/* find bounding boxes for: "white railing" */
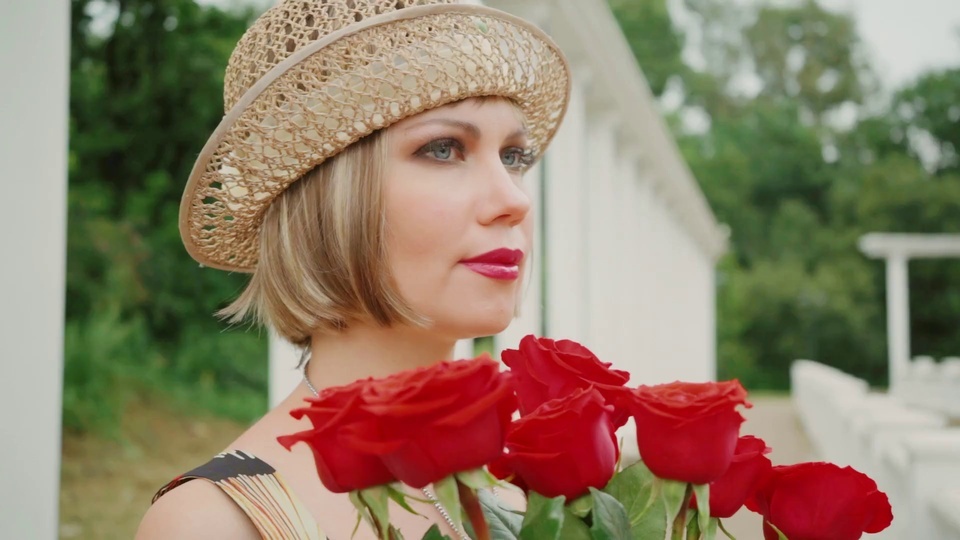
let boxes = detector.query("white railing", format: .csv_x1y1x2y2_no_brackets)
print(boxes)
896,356,960,417
791,359,960,540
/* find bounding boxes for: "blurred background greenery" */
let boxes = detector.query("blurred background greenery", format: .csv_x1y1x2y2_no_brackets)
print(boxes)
65,0,959,442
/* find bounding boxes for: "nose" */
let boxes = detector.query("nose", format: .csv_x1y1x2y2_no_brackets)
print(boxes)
477,156,532,226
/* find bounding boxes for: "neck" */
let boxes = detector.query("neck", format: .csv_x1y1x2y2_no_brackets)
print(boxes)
304,324,459,392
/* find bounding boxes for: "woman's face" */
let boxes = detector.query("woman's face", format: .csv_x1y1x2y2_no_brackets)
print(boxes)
384,98,534,341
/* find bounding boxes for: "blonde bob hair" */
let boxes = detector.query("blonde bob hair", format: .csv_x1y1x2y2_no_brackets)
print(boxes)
219,129,426,346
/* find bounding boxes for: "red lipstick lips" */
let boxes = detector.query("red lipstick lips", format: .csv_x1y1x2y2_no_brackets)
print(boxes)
460,248,523,280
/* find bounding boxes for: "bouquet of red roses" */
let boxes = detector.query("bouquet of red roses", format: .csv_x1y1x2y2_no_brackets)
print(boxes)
279,335,893,540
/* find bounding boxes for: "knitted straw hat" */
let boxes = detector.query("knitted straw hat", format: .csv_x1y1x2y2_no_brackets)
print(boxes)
180,0,571,272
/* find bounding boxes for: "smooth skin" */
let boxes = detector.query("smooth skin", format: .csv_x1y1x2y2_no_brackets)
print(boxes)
136,98,533,539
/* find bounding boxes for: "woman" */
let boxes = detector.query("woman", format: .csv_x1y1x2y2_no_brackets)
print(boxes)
137,0,569,538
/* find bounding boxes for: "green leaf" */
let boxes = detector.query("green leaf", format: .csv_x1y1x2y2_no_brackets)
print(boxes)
559,508,593,540
718,519,738,540
567,494,594,519
478,489,523,540
421,524,451,540
686,511,701,540
602,461,666,539
588,488,631,540
767,522,789,540
434,476,464,534
456,468,501,491
387,485,421,516
660,480,688,533
705,518,720,540
519,492,566,540
359,486,393,540
349,490,374,534
692,483,712,538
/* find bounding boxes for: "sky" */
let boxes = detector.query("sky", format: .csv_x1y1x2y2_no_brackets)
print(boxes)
817,0,960,88
194,0,960,90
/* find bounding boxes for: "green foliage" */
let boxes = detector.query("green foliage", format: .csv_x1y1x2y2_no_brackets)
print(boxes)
601,461,668,539
66,0,266,435
607,0,688,97
615,0,960,389
587,488,631,540
891,68,960,175
746,0,875,120
519,492,566,540
62,306,152,437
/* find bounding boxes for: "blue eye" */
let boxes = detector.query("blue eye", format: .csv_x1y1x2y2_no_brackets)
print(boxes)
417,139,463,162
502,147,534,170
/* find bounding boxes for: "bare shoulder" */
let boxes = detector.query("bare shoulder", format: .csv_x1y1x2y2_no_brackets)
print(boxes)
135,479,261,540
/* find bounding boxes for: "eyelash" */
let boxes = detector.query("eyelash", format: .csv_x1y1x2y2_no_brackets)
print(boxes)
415,138,535,171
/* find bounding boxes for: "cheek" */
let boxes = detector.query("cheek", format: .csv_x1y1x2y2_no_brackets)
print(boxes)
385,186,465,262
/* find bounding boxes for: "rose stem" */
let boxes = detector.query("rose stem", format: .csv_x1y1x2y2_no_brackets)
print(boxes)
457,479,491,540
670,484,694,540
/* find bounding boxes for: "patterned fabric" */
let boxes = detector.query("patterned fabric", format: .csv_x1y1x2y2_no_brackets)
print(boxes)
153,450,326,540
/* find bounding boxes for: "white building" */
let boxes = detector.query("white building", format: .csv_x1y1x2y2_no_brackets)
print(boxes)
1,1,726,538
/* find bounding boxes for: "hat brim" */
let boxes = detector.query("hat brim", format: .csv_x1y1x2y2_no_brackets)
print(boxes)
180,3,571,272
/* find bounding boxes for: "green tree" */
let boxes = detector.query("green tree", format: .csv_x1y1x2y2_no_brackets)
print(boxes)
607,0,688,97
67,0,267,434
620,0,920,388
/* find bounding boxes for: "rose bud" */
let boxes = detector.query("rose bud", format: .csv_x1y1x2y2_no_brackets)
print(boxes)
492,387,618,500
690,435,772,518
746,462,893,540
352,355,517,488
278,379,395,493
625,380,750,484
501,335,631,426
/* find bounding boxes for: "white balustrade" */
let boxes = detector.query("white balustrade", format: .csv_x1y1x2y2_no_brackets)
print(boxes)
939,357,960,417
877,430,960,539
898,356,960,417
932,489,960,540
790,359,869,459
790,359,960,540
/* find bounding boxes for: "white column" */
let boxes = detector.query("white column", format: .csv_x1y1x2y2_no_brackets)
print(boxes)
0,2,69,538
644,181,674,383
269,332,302,406
540,67,590,343
886,255,911,390
632,166,657,380
583,107,620,361
614,138,639,367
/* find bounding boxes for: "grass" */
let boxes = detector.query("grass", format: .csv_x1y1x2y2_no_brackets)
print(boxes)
58,396,246,540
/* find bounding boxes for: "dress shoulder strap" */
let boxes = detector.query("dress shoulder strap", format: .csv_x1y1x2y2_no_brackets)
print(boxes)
153,450,326,540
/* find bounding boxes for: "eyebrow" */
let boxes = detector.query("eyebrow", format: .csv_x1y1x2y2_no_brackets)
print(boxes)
404,118,528,141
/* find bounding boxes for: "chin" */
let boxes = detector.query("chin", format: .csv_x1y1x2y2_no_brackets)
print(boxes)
437,309,515,342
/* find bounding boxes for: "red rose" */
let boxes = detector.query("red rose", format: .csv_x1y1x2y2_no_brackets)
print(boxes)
278,380,396,493
746,462,893,540
347,355,517,488
501,335,631,426
491,387,618,500
625,380,750,484
691,435,772,518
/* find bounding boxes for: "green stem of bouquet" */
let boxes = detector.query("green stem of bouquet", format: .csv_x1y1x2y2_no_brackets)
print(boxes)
670,484,694,540
718,519,737,540
457,479,491,540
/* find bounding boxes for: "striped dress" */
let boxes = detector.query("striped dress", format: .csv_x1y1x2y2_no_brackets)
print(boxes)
153,450,326,540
